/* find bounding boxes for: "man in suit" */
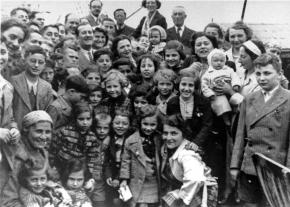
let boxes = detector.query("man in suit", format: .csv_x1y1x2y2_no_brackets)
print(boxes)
114,8,135,37
231,53,290,206
77,23,95,72
11,45,53,129
166,6,195,55
64,13,80,36
85,0,103,28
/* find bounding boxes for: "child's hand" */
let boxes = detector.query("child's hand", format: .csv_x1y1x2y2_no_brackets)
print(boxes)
84,179,95,192
111,179,120,188
120,180,127,188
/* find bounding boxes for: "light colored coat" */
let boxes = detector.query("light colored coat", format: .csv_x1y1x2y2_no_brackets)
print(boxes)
161,140,208,205
11,72,53,129
231,87,290,175
119,131,161,207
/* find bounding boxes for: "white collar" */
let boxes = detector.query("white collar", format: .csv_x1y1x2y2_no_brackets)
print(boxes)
262,85,279,96
175,25,185,32
25,77,38,95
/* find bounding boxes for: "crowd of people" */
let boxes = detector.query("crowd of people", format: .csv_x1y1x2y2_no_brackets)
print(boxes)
0,0,289,207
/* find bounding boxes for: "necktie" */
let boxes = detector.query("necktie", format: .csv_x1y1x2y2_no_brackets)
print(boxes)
177,27,182,40
29,87,36,110
88,51,93,62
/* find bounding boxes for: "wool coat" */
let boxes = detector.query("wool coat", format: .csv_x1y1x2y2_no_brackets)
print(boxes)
231,87,290,175
119,131,161,207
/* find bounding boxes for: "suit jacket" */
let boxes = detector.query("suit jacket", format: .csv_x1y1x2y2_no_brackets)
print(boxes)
11,72,53,129
167,95,213,148
166,26,195,55
119,131,161,206
85,14,100,28
78,50,95,72
115,24,135,37
231,87,290,175
132,10,167,39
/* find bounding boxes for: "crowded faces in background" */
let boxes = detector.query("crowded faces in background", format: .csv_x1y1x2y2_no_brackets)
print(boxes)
1,1,290,207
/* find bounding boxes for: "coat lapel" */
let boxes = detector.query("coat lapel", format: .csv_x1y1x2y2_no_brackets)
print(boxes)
129,132,147,167
250,87,287,126
14,73,31,110
36,79,45,109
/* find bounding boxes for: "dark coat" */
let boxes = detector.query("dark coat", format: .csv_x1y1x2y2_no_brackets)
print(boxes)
167,94,213,148
166,26,195,55
132,11,167,39
115,24,135,37
231,87,290,175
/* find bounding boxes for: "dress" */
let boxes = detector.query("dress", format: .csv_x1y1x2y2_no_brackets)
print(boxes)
201,66,241,116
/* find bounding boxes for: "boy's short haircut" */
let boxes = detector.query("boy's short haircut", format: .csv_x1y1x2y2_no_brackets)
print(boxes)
88,84,103,94
113,8,126,17
112,57,133,70
93,48,113,62
254,53,282,73
45,59,55,69
95,113,112,125
24,45,46,59
153,68,177,85
65,75,89,93
82,65,100,78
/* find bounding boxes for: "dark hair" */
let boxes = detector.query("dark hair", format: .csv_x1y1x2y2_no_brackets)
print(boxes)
112,57,134,70
72,102,92,121
178,69,200,90
1,19,29,42
10,7,29,17
114,8,126,17
225,21,253,42
40,24,59,35
89,0,103,8
164,40,186,60
241,40,266,61
18,158,48,189
29,11,40,20
254,53,282,73
65,75,89,93
204,22,224,39
136,53,160,74
111,35,131,59
82,65,100,78
24,45,46,59
88,84,103,94
60,158,91,187
45,59,55,69
162,114,186,138
190,32,218,56
93,48,113,62
141,0,161,9
94,27,109,46
139,104,162,132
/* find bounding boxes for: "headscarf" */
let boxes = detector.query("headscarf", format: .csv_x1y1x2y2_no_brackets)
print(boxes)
22,110,53,130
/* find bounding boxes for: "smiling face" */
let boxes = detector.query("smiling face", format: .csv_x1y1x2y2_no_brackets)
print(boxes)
238,46,253,71
26,170,47,194
90,0,103,17
179,77,195,100
141,115,158,136
146,0,158,13
0,42,9,71
113,115,130,136
66,170,85,190
2,26,25,53
105,79,122,98
229,28,247,50
76,111,92,132
163,124,183,149
78,24,93,48
165,49,181,68
149,30,161,45
93,31,106,49
65,14,80,35
25,53,46,77
255,64,280,92
194,36,214,59
26,121,52,150
140,58,155,80
117,39,132,58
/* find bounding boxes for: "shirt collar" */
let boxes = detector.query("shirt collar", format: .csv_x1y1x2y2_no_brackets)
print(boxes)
262,84,279,96
175,25,185,32
179,95,193,104
25,77,38,95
